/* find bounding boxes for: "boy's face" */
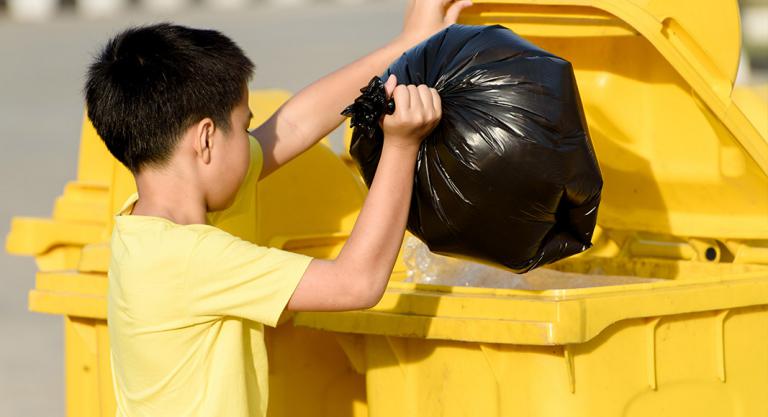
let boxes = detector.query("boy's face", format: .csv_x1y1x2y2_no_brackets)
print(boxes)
205,90,253,212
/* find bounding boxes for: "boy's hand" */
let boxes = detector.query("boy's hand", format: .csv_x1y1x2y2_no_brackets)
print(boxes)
398,0,474,48
255,0,466,181
380,75,442,150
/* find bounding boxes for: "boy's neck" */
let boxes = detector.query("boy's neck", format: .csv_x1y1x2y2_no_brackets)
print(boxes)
132,168,209,225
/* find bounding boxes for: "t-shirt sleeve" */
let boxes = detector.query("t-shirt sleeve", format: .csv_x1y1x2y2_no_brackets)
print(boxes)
186,227,312,327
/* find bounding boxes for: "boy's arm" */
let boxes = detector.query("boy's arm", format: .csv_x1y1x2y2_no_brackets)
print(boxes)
251,0,472,180
287,78,441,311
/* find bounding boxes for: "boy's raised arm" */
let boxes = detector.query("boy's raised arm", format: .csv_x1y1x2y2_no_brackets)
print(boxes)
287,76,442,311
251,0,472,180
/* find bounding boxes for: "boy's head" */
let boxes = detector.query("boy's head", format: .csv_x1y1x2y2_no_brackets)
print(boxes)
85,23,255,210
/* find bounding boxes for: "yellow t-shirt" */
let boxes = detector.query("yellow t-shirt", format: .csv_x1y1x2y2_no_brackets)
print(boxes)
108,138,312,417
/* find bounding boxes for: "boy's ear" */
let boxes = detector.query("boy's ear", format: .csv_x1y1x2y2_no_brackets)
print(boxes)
193,118,216,165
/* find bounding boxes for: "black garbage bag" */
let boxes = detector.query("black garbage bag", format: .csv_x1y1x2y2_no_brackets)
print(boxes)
342,24,602,273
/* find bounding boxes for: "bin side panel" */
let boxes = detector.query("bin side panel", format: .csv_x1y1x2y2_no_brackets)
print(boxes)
361,305,768,417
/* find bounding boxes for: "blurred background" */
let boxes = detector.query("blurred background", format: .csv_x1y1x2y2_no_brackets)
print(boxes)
740,0,768,82
0,0,765,416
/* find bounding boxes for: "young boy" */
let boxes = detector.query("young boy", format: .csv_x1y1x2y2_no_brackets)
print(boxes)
84,1,472,416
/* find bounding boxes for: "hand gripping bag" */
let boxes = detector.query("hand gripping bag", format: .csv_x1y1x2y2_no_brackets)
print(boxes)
343,24,603,273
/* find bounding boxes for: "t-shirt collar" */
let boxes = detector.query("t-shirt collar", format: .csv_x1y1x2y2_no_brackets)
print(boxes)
117,193,140,216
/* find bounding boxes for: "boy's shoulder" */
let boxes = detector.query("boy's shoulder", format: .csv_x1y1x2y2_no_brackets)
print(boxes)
112,194,243,263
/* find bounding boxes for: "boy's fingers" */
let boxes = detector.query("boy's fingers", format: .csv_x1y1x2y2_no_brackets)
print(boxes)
407,85,420,112
384,74,397,99
430,88,442,119
417,85,434,112
393,85,411,112
445,0,473,24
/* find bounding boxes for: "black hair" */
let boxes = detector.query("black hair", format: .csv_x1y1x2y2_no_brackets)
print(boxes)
85,23,254,172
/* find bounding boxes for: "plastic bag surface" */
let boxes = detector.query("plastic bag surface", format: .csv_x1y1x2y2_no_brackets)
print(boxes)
344,24,603,272
403,237,661,289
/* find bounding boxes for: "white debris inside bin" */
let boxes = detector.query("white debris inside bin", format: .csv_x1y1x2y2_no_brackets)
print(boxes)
402,236,662,290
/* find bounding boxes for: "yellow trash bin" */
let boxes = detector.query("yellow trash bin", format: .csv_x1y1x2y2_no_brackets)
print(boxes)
7,0,768,416
296,1,768,416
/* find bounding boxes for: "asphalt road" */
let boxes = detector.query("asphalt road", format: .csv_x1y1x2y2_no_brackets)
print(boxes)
0,2,405,415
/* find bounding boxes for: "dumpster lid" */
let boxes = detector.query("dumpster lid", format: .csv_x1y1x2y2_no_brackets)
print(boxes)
454,1,768,240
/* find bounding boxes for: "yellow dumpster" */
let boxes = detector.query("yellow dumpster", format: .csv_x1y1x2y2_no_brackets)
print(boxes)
305,0,768,416
6,0,768,416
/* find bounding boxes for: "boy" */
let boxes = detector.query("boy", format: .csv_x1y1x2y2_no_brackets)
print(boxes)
85,0,472,416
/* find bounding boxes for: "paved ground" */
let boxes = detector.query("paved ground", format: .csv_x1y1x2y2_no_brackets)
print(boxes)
0,3,405,415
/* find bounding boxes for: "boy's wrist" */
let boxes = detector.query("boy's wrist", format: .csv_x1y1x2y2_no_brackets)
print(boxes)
382,136,422,155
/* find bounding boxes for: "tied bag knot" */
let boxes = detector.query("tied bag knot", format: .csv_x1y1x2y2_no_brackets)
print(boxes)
341,76,395,136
